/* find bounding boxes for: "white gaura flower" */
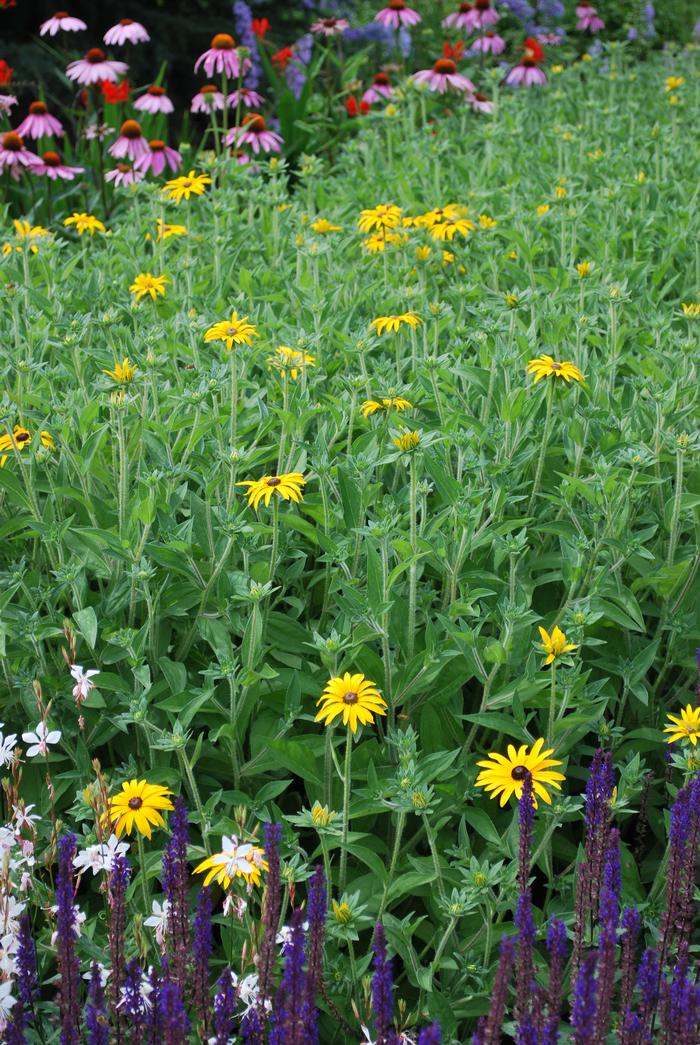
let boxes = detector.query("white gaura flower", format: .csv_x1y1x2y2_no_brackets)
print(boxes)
144,898,170,948
0,932,19,976
70,665,100,704
82,963,111,988
231,971,265,1016
276,920,308,948
12,804,40,832
0,978,16,1029
22,722,61,758
50,905,86,946
73,835,129,877
0,829,15,857
0,894,25,935
0,725,17,768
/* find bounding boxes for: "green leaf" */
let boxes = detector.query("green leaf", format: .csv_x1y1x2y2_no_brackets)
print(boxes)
73,606,98,650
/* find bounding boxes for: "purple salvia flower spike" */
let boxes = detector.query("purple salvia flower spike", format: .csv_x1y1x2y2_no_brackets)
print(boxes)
56,833,81,1045
636,948,660,1037
594,829,621,1044
372,922,397,1045
159,981,190,1045
305,864,327,1005
256,821,283,1021
482,935,515,1045
571,951,598,1045
619,907,641,1021
163,797,190,996
542,918,567,1045
108,852,130,1045
192,887,213,1035
417,1023,442,1044
84,961,109,1045
213,969,237,1045
270,907,308,1045
518,772,535,896
121,958,146,1043
515,890,536,1027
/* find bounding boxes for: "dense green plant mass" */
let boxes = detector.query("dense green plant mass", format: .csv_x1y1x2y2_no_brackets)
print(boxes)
0,49,699,1041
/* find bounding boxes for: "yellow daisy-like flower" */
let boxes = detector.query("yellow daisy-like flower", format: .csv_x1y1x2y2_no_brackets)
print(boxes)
442,250,455,265
237,472,305,510
663,705,700,746
204,311,259,351
162,170,212,204
576,261,592,278
479,214,497,229
0,426,32,468
157,219,188,240
415,204,466,228
360,397,412,417
555,185,567,199
551,64,564,74
193,835,268,889
371,312,420,335
39,431,55,451
538,625,578,665
104,357,137,384
527,355,585,384
130,273,169,302
315,672,387,734
104,779,174,839
63,212,106,236
362,230,406,253
681,303,700,319
267,346,316,380
505,293,519,309
430,216,475,241
664,76,685,92
357,204,402,234
393,430,420,452
476,738,565,807
415,245,431,261
536,204,550,216
4,219,51,254
311,218,342,233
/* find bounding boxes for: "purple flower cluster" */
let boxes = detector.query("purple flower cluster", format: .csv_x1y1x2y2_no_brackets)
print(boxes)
163,797,190,995
56,833,81,1045
372,922,397,1045
233,1,262,89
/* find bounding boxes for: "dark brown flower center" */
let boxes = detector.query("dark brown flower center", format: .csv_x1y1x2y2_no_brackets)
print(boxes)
243,113,266,132
322,18,338,26
86,48,105,63
511,765,528,781
15,431,30,443
54,11,69,18
128,796,143,809
147,85,165,96
212,32,235,50
476,0,491,9
120,119,142,139
29,101,48,114
374,72,390,85
149,139,166,151
474,92,489,101
119,18,133,25
201,85,218,94
266,477,281,487
433,58,457,74
343,691,358,705
3,132,23,151
459,2,473,10
42,150,61,165
389,0,406,8
551,362,562,371
117,163,131,172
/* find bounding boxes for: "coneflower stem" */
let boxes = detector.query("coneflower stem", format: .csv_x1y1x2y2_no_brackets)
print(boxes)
527,380,554,516
136,833,150,911
229,351,238,450
407,453,418,659
339,726,353,893
269,496,280,582
547,662,557,746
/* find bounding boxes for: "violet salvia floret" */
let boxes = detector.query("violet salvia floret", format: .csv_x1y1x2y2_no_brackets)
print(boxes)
144,964,163,1045
372,921,397,1045
241,1006,264,1045
192,887,213,1033
305,864,327,1005
121,958,146,1040
481,934,515,1045
515,890,536,1026
619,907,641,1019
108,852,130,1044
593,829,621,1043
56,833,81,1045
518,772,534,895
6,912,38,1040
212,968,236,1045
163,797,190,994
84,961,108,1045
159,981,190,1045
233,1,262,89
636,948,660,1036
269,907,308,1045
571,951,598,1045
418,1023,442,1044
542,918,567,1045
256,821,283,1018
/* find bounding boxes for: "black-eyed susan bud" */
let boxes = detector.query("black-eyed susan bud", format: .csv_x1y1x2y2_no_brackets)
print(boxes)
400,776,411,791
311,802,336,827
332,900,352,924
676,434,689,450
411,790,429,809
573,611,587,626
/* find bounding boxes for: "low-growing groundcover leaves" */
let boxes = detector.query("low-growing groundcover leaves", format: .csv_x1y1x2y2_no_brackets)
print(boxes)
0,20,699,1045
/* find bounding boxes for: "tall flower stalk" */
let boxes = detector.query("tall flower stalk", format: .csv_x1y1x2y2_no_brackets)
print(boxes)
56,833,81,1045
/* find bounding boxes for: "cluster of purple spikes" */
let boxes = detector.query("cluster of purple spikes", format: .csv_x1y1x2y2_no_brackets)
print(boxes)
472,755,700,1044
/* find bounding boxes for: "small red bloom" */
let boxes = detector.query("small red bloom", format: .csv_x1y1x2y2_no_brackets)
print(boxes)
360,99,371,115
442,40,465,61
272,46,293,70
101,79,130,104
0,59,12,86
0,1,17,9
523,36,545,63
251,17,270,39
346,95,358,117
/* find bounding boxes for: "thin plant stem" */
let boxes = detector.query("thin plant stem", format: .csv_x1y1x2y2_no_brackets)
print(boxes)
527,380,554,516
339,726,353,893
547,662,557,746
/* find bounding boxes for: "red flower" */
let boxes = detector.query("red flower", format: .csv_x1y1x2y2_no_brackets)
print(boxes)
0,1,17,9
523,37,545,63
442,40,465,61
101,79,130,104
251,17,270,39
272,46,293,71
0,59,12,86
346,96,370,118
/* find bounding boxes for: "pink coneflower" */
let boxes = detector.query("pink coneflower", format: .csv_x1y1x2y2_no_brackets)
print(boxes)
108,119,150,161
0,132,40,177
104,18,150,46
469,91,495,113
0,95,19,114
66,48,128,86
470,31,506,54
134,139,182,176
191,85,227,113
442,2,473,29
105,162,144,187
362,72,394,105
310,17,350,36
228,87,265,109
31,149,83,181
413,58,475,94
375,1,421,30
224,114,283,155
134,85,174,115
576,2,604,33
16,101,64,140
194,33,251,79
505,37,546,86
465,0,500,29
39,12,87,36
